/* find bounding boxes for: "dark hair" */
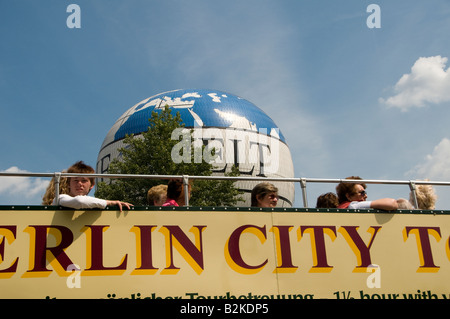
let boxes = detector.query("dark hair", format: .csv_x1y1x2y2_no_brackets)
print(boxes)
167,179,183,200
316,192,338,208
335,176,366,204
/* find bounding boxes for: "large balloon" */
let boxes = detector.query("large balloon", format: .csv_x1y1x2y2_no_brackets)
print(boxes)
97,89,294,206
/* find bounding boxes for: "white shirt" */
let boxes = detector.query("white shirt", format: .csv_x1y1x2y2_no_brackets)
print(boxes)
348,201,372,210
56,194,107,209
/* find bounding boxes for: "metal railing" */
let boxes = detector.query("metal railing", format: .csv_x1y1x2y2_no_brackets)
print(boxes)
1,171,449,208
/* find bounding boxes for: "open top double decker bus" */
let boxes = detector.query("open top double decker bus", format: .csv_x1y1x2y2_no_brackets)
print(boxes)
1,171,449,300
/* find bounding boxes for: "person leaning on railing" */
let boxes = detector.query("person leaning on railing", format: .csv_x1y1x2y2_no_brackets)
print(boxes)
336,176,398,211
42,161,133,211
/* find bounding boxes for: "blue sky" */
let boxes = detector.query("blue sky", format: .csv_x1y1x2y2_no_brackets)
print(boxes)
1,0,450,208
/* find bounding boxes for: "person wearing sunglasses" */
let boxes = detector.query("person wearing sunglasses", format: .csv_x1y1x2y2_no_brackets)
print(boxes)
336,176,398,210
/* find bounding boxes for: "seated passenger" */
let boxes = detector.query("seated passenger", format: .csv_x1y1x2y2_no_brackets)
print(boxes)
54,161,133,211
316,192,338,208
162,179,191,207
397,198,414,209
42,171,69,205
412,183,437,210
336,176,398,211
251,182,279,208
147,184,168,206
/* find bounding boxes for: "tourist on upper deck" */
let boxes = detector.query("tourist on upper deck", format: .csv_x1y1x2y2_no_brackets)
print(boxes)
47,161,133,211
396,198,414,209
251,182,279,208
42,170,69,205
336,176,398,211
162,179,191,207
412,183,437,210
316,192,338,208
147,184,168,206
397,182,438,210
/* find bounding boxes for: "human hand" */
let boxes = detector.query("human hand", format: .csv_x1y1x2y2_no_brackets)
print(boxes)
106,200,134,211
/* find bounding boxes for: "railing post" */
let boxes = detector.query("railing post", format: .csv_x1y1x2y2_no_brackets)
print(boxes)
409,181,418,209
54,172,61,206
300,178,308,208
183,175,189,207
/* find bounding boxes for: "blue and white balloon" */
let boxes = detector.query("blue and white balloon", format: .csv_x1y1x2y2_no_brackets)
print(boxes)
97,89,294,206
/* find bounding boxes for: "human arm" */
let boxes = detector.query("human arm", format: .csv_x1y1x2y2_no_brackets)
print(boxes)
58,195,133,211
348,198,398,211
58,194,107,209
348,201,372,210
369,198,398,210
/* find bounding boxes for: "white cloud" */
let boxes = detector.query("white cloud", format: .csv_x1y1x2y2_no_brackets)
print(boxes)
407,138,450,180
0,167,50,204
380,56,450,111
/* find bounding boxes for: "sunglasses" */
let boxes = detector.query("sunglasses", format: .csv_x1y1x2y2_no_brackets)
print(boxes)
355,190,367,196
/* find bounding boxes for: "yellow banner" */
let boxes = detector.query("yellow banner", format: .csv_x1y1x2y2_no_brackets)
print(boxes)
1,207,450,299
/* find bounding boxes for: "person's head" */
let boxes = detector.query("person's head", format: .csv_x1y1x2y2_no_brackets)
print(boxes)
147,184,168,206
251,182,279,207
316,192,338,208
397,198,414,210
167,179,191,206
336,176,367,204
412,183,437,210
66,161,96,197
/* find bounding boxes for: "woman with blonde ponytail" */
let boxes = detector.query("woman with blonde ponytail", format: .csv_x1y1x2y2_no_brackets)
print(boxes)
41,171,69,205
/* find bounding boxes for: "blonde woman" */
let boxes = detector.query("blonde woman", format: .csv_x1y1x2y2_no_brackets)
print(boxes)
42,171,69,205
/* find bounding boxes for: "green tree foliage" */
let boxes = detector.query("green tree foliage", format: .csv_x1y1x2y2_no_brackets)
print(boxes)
95,106,243,206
